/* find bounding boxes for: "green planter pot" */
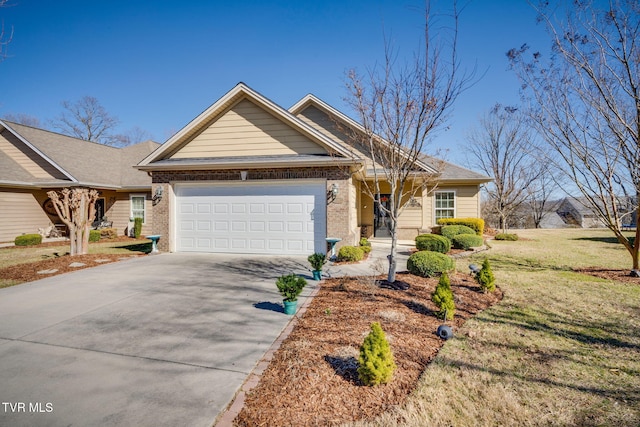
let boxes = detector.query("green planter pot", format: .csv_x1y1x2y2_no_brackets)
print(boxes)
312,270,322,281
283,300,297,315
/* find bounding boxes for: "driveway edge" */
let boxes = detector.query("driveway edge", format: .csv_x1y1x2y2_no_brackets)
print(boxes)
213,283,321,427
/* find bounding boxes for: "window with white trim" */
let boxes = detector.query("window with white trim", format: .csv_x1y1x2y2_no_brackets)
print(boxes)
435,191,455,221
130,195,146,224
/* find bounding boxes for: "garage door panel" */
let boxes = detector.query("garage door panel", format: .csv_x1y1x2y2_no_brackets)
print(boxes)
176,183,326,255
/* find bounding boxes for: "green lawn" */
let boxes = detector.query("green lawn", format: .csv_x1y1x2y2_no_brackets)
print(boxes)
347,229,640,427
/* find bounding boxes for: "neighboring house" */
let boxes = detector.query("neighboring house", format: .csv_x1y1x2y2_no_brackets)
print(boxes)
0,120,160,242
556,197,606,228
137,83,491,255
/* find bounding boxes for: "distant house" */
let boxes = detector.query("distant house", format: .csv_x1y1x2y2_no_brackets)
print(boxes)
0,120,160,242
556,197,606,228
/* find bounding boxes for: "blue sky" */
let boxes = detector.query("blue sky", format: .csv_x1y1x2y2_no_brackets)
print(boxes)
0,0,549,166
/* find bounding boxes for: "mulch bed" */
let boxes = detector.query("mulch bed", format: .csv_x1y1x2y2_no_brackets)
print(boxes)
0,253,145,283
234,272,503,427
574,267,640,285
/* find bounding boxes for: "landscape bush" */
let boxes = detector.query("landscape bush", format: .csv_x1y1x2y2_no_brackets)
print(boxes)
415,234,451,253
133,217,143,238
495,233,519,241
476,258,496,293
89,230,101,242
441,225,477,241
407,251,454,278
437,217,485,235
359,238,372,254
275,273,307,302
337,246,365,262
431,272,455,320
14,234,42,246
452,234,484,250
358,322,396,386
99,228,118,239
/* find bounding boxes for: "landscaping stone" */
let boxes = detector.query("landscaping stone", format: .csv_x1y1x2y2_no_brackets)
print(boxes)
69,262,86,268
37,269,59,275
94,259,112,263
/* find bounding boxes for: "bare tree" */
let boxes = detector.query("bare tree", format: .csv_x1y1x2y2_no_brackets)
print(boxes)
0,0,12,62
114,126,154,146
467,104,540,233
47,188,99,256
2,113,42,128
526,163,561,228
508,0,640,271
345,1,474,284
51,96,121,145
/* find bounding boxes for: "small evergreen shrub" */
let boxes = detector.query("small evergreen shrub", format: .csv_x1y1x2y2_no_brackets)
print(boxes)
89,230,101,242
431,272,455,320
441,225,477,241
307,252,327,271
14,234,42,246
358,322,397,386
407,251,454,278
276,273,307,302
476,258,496,293
134,217,143,238
495,233,519,241
437,218,485,235
359,238,372,254
337,245,365,262
452,234,484,250
100,228,118,239
415,234,451,253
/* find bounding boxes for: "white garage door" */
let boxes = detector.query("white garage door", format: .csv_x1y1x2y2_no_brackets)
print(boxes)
175,182,326,255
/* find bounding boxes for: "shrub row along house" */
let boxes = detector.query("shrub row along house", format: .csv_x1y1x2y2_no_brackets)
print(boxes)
1,83,491,253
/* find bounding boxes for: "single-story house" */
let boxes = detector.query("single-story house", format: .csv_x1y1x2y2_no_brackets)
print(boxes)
137,83,491,255
0,120,160,242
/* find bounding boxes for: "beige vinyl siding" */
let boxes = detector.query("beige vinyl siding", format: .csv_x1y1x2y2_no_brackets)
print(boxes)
170,99,327,159
0,190,51,242
105,192,153,236
0,130,67,179
422,185,481,228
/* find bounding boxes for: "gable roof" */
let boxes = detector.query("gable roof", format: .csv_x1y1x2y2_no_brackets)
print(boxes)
0,120,160,189
138,83,358,170
290,94,440,175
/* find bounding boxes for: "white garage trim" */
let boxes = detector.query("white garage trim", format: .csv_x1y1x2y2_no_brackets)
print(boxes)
173,180,327,255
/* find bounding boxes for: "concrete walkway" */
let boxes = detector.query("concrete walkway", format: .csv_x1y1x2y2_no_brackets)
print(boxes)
0,253,316,427
324,237,415,278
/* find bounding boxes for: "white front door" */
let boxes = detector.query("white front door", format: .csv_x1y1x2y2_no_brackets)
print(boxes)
175,182,326,255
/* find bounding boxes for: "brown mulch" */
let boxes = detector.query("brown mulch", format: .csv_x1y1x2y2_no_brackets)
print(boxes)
574,267,640,285
234,272,503,427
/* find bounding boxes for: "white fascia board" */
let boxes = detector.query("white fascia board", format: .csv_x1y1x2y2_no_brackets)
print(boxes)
0,120,78,183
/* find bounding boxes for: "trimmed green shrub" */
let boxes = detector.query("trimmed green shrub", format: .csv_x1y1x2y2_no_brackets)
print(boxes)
476,258,496,293
431,272,455,320
14,234,42,246
100,228,118,239
89,230,101,242
407,251,454,278
415,234,451,253
358,322,397,386
359,237,372,254
441,225,477,241
437,217,485,235
452,234,484,250
307,252,327,271
495,233,519,241
337,245,365,262
133,217,143,238
276,273,307,302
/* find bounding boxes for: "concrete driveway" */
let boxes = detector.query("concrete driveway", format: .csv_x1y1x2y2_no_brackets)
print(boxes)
0,253,315,427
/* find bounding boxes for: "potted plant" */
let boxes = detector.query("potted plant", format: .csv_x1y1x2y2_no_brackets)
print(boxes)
276,273,307,315
307,252,327,280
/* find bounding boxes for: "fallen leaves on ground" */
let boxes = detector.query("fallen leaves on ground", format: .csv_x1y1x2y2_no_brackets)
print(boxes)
234,272,503,427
